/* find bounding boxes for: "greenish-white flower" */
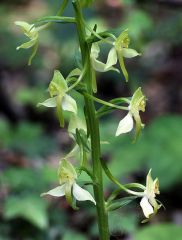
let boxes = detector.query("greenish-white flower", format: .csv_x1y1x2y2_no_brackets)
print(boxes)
90,42,119,73
41,159,96,206
91,29,141,81
140,169,161,221
38,70,78,127
15,21,40,65
115,87,146,142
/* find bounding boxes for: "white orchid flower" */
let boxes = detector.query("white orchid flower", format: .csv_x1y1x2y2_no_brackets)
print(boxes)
38,70,78,127
115,87,146,142
90,29,141,81
140,169,161,221
15,21,43,65
41,159,96,206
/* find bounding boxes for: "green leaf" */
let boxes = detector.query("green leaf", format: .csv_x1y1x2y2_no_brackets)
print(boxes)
135,224,182,240
63,230,87,240
109,211,138,234
3,196,48,229
107,196,138,211
0,121,58,158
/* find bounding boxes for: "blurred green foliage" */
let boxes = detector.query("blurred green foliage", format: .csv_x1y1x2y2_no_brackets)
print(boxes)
101,115,182,189
0,0,182,239
0,120,58,158
135,224,182,240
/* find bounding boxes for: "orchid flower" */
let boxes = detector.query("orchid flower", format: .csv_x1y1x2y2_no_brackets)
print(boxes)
140,169,161,222
41,159,96,206
90,29,141,81
115,87,146,142
38,70,78,127
15,21,43,65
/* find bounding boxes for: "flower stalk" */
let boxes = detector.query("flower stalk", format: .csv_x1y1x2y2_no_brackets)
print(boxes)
72,1,109,238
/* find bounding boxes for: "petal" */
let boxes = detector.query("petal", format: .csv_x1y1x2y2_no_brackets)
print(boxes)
62,94,77,114
91,58,107,72
72,183,96,205
37,97,57,108
140,196,154,218
15,21,33,32
115,112,134,136
16,39,37,50
105,47,118,70
91,43,100,59
41,184,65,197
122,48,141,58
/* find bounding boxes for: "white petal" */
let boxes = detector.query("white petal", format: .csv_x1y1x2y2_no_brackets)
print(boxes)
91,43,100,59
140,196,154,218
92,58,107,72
72,183,96,205
62,94,77,114
122,48,141,58
37,97,57,108
105,47,118,70
41,184,65,197
115,112,134,136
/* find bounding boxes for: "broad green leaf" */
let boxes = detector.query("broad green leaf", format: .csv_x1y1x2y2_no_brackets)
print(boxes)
135,224,182,240
63,231,87,240
3,196,48,229
109,211,138,234
0,121,58,158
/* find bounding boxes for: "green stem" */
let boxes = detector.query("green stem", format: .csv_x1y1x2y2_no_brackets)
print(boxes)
84,93,129,111
72,1,109,239
101,157,144,196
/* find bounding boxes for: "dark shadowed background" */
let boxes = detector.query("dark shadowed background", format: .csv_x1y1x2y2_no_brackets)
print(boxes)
0,0,182,239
